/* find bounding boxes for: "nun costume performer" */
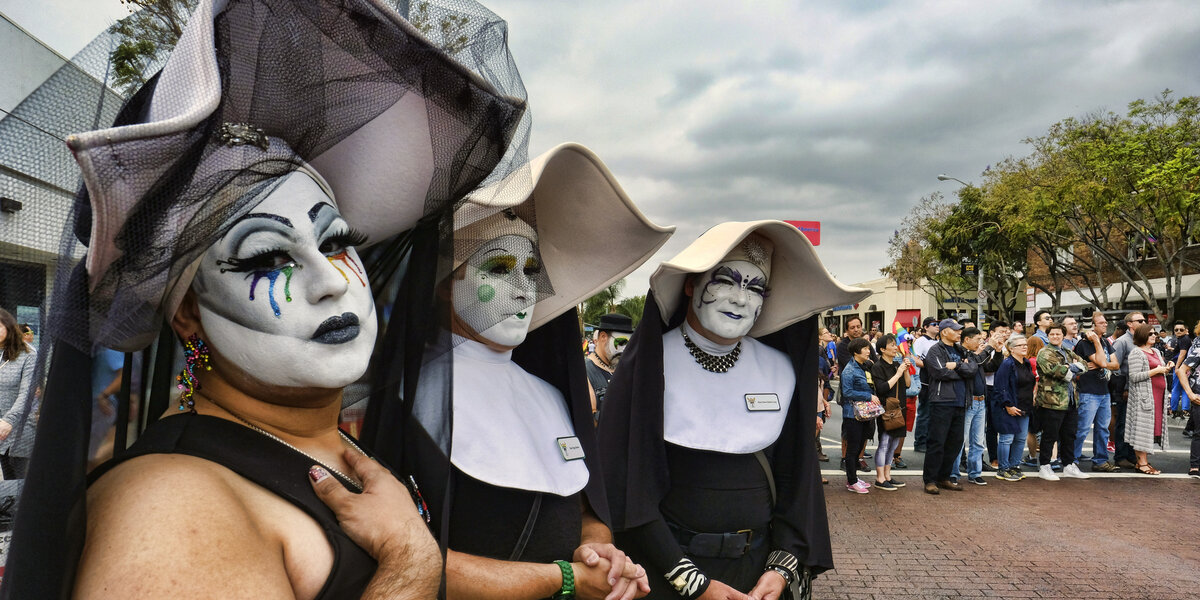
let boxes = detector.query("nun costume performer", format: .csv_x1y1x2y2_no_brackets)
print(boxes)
597,221,869,600
371,143,673,600
1,0,531,598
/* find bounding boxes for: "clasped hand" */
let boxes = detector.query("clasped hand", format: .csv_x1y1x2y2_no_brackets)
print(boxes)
573,542,650,600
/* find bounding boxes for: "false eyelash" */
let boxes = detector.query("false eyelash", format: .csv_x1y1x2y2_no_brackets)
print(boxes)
217,248,292,273
324,227,369,250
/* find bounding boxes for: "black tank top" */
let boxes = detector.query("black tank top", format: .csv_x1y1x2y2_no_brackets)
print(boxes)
89,413,377,598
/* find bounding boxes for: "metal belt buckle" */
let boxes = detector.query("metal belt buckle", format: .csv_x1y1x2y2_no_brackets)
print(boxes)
737,529,754,555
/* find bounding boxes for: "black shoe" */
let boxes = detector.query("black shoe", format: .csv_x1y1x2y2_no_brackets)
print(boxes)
888,479,906,488
857,459,870,471
862,450,873,458
839,458,845,469
981,462,997,472
969,476,988,486
817,453,829,462
914,445,927,453
1189,469,1200,479
1184,430,1195,438
892,457,908,469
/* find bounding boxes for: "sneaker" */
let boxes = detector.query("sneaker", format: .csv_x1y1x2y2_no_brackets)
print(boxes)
924,482,940,495
1077,454,1091,462
1021,456,1039,468
982,462,997,472
846,480,870,494
1050,458,1062,469
994,469,1016,481
875,480,898,491
888,479,906,488
1038,465,1060,481
969,476,988,486
1107,441,1117,452
862,450,873,458
1188,469,1200,479
892,457,908,469
817,452,829,462
856,478,872,488
858,459,870,471
1092,461,1120,473
839,458,845,469
1062,463,1091,479
1117,458,1138,469
1014,468,1027,480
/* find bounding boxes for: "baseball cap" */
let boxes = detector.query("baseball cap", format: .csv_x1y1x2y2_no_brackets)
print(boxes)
938,318,964,331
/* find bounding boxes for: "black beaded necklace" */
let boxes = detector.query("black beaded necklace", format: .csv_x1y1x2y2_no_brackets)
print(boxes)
681,329,742,373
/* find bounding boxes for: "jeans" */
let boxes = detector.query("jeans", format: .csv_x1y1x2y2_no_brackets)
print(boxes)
1075,392,1111,465
913,385,931,450
960,398,987,478
923,403,965,484
876,429,903,469
844,418,875,485
1038,405,1079,467
985,385,998,463
997,415,1030,471
1171,377,1192,412
1112,399,1136,463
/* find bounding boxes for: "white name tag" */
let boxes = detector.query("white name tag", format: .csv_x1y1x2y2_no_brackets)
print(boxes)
745,393,781,412
557,436,586,461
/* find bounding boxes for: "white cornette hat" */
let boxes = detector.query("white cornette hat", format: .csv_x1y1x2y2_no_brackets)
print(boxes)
454,142,675,332
650,220,870,337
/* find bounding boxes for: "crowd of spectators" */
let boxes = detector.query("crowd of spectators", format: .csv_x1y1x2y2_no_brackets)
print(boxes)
821,309,1200,494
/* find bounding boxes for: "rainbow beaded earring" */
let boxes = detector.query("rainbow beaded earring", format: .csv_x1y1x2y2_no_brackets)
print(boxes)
177,334,212,412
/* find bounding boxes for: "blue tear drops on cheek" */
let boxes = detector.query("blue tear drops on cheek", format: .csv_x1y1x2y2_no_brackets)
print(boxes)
248,265,297,317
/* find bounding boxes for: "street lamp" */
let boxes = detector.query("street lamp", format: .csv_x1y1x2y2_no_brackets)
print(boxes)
937,174,985,322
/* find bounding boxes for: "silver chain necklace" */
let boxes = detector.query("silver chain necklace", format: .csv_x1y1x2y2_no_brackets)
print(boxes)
219,408,367,492
681,329,742,373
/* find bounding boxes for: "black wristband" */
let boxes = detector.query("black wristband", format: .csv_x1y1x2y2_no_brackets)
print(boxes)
764,550,800,584
665,557,710,599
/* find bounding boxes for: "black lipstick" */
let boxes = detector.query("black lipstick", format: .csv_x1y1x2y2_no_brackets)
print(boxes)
312,312,360,344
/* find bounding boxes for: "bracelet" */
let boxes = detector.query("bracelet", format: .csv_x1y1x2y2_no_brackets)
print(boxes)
764,550,800,586
552,560,575,600
665,557,710,599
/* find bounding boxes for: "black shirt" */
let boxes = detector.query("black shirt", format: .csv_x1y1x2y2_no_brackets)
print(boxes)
1073,337,1112,395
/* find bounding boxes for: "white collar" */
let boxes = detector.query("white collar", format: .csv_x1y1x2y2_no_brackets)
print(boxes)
662,327,796,454
414,338,589,496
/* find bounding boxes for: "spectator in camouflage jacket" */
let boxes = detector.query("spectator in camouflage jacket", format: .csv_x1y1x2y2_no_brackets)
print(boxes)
1033,323,1091,480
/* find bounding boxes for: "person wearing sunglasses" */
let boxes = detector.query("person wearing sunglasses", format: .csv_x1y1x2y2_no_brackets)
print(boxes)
1167,321,1193,419
589,313,636,423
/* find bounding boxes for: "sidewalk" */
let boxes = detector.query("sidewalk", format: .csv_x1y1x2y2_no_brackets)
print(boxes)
814,473,1200,599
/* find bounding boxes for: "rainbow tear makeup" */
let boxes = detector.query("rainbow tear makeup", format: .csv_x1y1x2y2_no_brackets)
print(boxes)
327,250,366,286
248,265,297,317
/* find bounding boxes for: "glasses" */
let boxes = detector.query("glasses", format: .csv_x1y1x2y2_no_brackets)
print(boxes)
1132,319,1147,323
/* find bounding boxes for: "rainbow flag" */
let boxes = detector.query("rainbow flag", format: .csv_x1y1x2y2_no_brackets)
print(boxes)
893,319,917,374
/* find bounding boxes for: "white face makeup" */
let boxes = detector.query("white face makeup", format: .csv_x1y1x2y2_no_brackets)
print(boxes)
692,260,768,341
191,171,377,389
453,234,539,348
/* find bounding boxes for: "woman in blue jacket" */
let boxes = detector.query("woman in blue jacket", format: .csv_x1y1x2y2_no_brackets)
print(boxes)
991,334,1035,481
841,337,878,493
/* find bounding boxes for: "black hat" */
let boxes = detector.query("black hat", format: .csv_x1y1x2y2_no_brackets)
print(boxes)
596,313,635,333
922,316,939,328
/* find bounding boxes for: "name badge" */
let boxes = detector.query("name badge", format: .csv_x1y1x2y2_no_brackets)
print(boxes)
557,436,586,461
745,393,781,412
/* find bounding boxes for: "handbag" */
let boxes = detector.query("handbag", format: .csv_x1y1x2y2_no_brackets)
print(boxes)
881,396,905,431
853,398,884,421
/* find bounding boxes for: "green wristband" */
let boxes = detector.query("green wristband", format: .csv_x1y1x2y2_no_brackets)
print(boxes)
553,560,575,599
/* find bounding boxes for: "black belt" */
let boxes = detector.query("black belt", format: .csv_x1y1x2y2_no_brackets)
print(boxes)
667,521,768,559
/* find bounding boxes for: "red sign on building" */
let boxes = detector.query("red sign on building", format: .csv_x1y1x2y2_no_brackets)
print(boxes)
784,220,821,246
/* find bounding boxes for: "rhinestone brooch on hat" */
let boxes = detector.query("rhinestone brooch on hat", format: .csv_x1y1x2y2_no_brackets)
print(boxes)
741,238,769,269
217,122,269,151
681,329,742,373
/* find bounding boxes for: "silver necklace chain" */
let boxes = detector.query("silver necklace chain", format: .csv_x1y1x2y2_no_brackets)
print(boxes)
224,410,366,492
681,329,742,373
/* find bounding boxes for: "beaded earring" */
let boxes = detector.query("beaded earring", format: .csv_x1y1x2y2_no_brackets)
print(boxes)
177,334,212,412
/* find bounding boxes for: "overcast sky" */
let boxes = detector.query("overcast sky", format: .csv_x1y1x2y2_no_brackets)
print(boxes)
4,0,1198,298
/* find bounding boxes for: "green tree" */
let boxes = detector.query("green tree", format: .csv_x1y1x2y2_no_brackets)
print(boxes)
882,192,976,311
108,0,196,97
615,295,647,328
580,280,626,327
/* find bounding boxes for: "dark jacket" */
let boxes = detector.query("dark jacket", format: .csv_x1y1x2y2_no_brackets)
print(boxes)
992,356,1034,435
924,340,979,406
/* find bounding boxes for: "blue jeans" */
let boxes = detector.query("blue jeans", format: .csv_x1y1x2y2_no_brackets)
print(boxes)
1075,392,1112,465
956,399,987,478
1171,376,1192,412
997,415,1030,471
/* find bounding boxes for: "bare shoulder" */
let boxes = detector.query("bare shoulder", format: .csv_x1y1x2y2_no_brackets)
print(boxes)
75,454,294,599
